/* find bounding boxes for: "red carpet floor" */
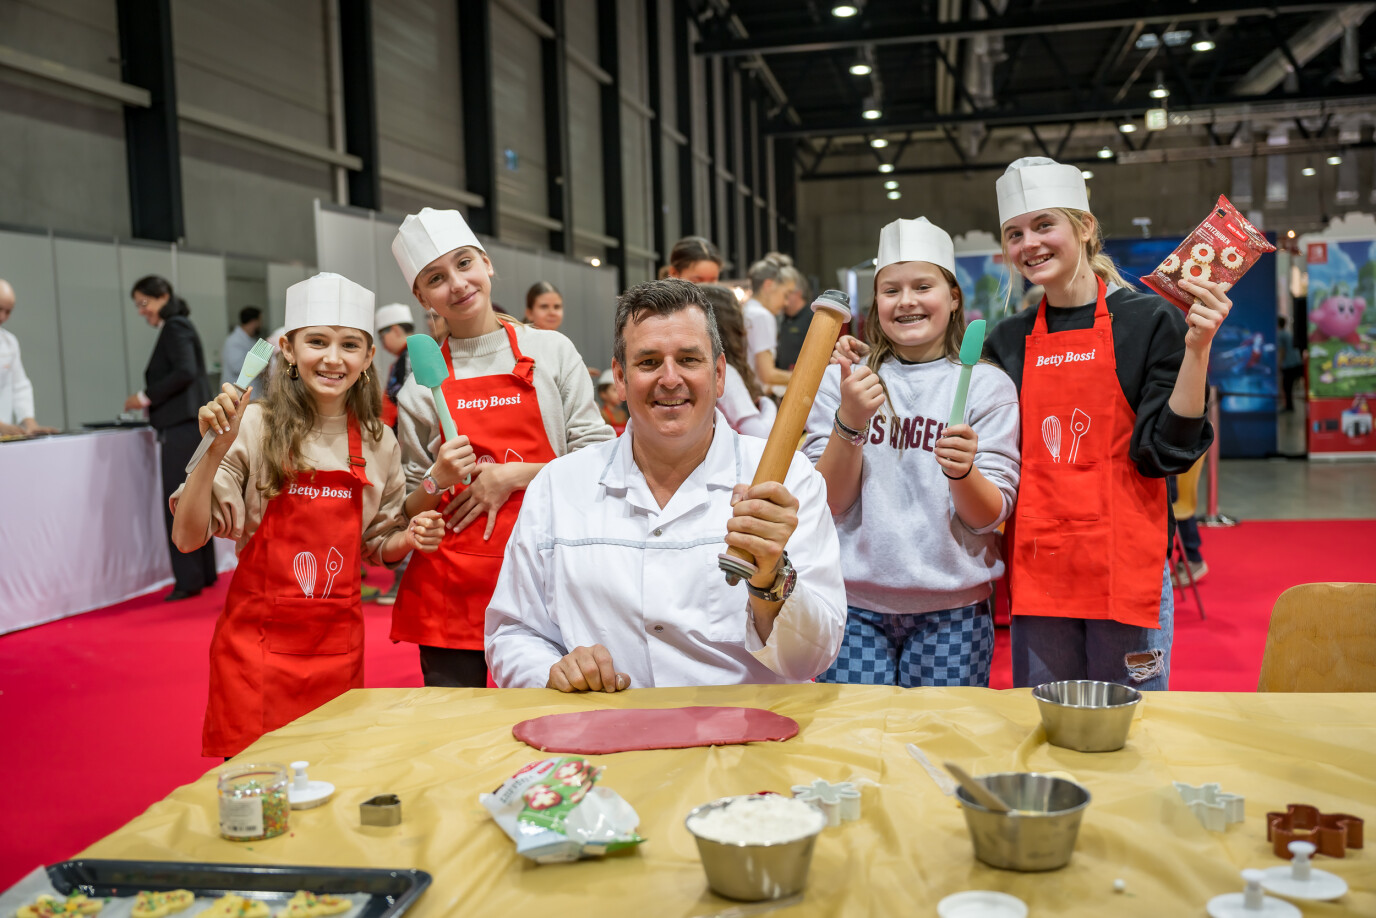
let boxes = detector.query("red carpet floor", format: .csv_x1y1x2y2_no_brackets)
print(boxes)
2,520,1372,887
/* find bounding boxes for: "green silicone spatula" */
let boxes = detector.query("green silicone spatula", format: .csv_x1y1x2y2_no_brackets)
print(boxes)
948,319,986,427
407,333,470,485
185,337,274,472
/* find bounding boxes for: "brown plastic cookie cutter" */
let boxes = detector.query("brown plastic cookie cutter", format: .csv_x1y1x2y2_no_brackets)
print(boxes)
1266,804,1363,859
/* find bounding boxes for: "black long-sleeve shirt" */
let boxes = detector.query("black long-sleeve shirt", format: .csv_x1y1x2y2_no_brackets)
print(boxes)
985,285,1213,554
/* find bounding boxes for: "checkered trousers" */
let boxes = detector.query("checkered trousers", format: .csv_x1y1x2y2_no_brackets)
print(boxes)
816,601,994,688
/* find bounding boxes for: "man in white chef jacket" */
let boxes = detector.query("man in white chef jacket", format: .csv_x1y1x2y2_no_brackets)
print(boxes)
0,279,57,437
485,278,846,691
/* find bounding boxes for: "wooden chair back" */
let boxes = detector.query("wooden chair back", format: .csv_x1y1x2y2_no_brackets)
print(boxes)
1257,583,1376,692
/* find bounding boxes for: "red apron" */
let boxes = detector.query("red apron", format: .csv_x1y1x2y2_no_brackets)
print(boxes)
1007,278,1167,629
390,321,557,649
202,416,372,757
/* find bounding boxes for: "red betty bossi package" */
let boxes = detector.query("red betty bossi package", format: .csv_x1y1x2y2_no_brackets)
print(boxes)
1141,195,1276,310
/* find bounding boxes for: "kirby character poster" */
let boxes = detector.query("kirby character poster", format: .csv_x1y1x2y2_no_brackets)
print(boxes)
1306,240,1376,400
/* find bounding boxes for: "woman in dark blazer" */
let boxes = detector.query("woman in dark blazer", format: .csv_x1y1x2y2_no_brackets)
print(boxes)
124,275,218,600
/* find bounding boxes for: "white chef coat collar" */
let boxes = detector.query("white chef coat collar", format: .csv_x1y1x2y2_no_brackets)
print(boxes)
602,409,742,516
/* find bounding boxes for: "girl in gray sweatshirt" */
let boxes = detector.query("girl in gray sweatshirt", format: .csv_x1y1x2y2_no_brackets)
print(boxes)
803,217,1021,687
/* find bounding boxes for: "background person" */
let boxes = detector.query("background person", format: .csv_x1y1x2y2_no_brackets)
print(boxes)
699,283,775,439
524,282,564,331
124,275,217,601
0,279,58,437
220,306,263,397
661,236,723,284
743,254,797,391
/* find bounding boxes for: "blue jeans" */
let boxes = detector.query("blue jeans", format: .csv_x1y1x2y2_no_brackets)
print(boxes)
1010,563,1174,691
817,601,994,688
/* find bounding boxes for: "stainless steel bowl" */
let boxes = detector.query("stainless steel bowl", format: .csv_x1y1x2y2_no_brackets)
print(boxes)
684,795,825,901
955,772,1091,872
1033,680,1141,752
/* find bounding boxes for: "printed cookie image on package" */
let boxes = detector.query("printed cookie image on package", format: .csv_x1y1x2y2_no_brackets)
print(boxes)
1142,194,1276,310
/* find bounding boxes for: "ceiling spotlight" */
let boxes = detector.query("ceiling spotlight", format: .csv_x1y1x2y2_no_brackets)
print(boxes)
862,105,882,120
884,180,899,190
1301,166,1317,176
849,61,872,76
1150,82,1170,100
870,137,889,149
1097,146,1114,159
887,190,902,200
878,163,895,173
589,257,602,267
1081,170,1094,180
1119,121,1137,134
831,4,859,17
1287,230,1297,238
1328,155,1343,165
1191,30,1216,52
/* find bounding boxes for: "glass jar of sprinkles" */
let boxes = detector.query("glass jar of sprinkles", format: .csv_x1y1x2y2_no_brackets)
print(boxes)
218,763,289,841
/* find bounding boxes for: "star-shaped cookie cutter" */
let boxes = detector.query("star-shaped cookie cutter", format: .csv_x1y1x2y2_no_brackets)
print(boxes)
1174,781,1245,831
1266,804,1364,859
791,779,861,827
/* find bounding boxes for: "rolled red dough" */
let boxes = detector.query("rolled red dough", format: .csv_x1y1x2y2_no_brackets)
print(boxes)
513,706,799,754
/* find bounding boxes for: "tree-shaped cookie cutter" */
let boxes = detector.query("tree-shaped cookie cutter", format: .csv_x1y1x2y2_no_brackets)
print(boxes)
1266,804,1364,859
1174,781,1245,831
791,779,861,827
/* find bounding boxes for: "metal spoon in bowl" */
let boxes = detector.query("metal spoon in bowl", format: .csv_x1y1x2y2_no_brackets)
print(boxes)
944,762,1015,814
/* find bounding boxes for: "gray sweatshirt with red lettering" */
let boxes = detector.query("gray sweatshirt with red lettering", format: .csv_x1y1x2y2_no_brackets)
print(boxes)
802,358,1021,616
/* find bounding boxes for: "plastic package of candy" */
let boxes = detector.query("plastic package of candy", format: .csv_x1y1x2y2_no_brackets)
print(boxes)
1142,195,1275,310
480,757,645,863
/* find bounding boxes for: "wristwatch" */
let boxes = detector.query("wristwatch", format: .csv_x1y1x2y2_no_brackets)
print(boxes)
746,551,797,603
421,467,443,495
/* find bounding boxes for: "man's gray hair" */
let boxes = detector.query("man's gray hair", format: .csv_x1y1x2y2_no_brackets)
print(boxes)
612,278,724,367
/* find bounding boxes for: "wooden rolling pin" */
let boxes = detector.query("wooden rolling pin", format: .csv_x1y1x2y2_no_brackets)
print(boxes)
719,288,852,585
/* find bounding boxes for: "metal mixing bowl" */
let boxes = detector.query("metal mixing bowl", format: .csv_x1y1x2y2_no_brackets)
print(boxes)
1033,680,1141,752
955,772,1091,871
684,795,825,901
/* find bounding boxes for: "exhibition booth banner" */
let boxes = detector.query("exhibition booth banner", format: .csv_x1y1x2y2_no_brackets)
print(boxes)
954,251,1020,328
1304,239,1376,399
1106,236,1279,458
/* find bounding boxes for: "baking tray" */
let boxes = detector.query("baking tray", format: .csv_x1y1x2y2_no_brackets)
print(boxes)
45,860,431,918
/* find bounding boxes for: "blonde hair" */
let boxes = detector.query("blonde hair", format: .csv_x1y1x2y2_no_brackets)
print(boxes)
259,331,383,499
1000,207,1133,313
865,265,968,434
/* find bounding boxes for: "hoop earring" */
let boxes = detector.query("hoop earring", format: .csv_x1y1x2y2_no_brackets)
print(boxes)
287,363,299,379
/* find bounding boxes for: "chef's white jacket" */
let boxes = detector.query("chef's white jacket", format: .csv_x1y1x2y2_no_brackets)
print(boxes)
0,328,35,425
485,410,846,689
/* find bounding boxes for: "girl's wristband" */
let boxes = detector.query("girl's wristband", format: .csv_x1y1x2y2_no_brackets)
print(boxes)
942,465,973,481
833,410,868,446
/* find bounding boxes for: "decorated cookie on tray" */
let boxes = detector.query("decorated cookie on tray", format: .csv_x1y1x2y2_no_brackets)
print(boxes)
195,895,268,918
132,891,194,918
278,891,351,918
16,893,103,918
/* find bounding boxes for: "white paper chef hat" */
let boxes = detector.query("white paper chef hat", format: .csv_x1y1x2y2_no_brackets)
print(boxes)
284,272,375,335
392,207,486,289
996,156,1090,225
374,302,415,333
876,217,956,275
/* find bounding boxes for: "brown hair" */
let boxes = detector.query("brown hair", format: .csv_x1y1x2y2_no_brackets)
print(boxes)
613,278,722,368
667,236,722,276
699,284,764,403
258,330,383,499
866,265,968,429
525,280,560,313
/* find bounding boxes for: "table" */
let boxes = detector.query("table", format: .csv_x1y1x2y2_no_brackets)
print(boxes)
82,685,1375,915
0,428,236,634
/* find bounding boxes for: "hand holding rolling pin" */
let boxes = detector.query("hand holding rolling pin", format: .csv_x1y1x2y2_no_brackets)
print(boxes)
719,290,852,584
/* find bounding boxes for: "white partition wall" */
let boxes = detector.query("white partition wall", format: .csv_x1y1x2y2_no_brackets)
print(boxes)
315,201,621,372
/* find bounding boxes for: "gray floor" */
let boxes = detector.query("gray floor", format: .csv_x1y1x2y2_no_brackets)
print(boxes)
1215,456,1376,521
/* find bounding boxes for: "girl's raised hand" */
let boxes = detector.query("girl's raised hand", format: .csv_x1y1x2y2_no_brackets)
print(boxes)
197,383,251,443
831,335,871,366
1179,276,1233,352
837,358,885,433
407,510,445,553
935,424,978,480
